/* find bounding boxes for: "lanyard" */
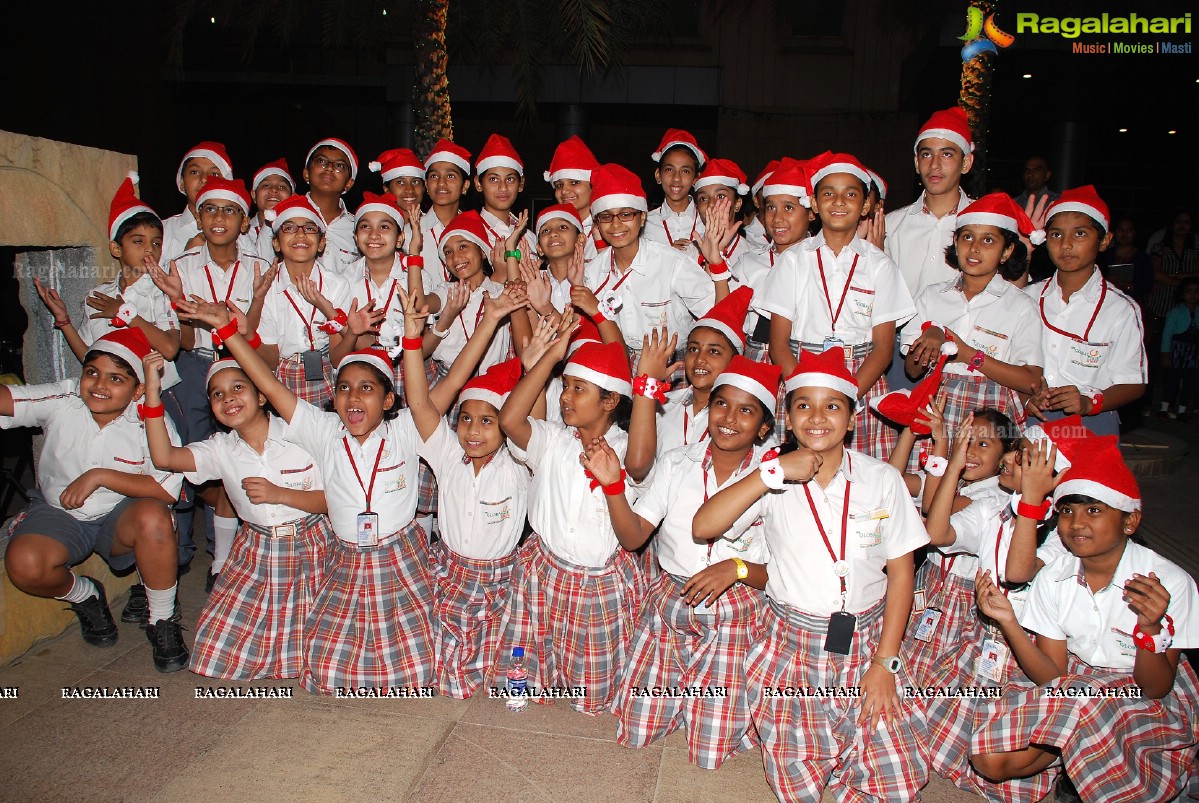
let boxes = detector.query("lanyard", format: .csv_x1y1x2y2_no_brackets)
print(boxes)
701,446,754,559
768,249,776,268
480,211,517,247
802,470,852,604
722,233,741,260
342,437,386,512
365,272,400,316
1039,277,1107,343
204,260,240,305
815,248,860,332
595,250,635,296
457,289,488,338
682,399,710,445
993,519,1010,598
935,554,957,600
661,207,699,243
282,270,324,350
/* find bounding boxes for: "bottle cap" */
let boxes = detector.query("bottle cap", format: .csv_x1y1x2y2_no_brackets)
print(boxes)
512,646,525,658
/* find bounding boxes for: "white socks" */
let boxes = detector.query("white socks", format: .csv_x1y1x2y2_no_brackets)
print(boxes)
211,515,239,574
57,574,97,603
146,584,177,624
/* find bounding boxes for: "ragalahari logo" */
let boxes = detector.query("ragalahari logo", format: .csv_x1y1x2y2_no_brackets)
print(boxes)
960,6,1016,60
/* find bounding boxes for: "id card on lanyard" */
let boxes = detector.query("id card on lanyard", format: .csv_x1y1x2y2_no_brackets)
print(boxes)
344,436,386,547
803,468,855,654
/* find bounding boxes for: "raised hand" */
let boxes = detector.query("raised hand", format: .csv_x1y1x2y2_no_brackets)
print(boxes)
396,287,432,338
145,257,184,302
175,296,233,330
440,281,471,320
779,447,823,482
634,327,681,381
1020,439,1060,503
142,351,166,396
566,238,587,286
346,298,384,338
1123,572,1172,632
401,204,423,256
504,209,530,253
484,284,530,323
253,261,279,300
85,291,123,320
519,261,553,315
569,285,601,317
34,278,71,326
948,413,975,468
520,314,561,370
580,436,623,487
294,275,334,318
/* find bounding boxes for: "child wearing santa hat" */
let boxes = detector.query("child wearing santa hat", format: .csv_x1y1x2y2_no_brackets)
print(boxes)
545,135,603,258
693,158,754,273
585,356,779,768
739,159,781,254
473,134,537,256
1,329,188,673
162,141,236,263
1023,186,1148,436
522,204,587,317
419,138,472,272
695,347,930,801
247,159,294,261
401,283,532,697
644,129,707,258
302,137,361,276
970,436,1199,802
499,314,647,715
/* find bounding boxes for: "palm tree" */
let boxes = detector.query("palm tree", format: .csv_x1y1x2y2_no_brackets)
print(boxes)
414,0,453,155
958,0,999,195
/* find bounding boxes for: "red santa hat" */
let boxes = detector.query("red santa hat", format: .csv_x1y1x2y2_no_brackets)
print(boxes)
590,163,648,215
89,328,152,382
475,134,524,176
459,358,522,411
252,158,295,193
713,355,782,413
752,159,782,197
536,203,584,233
175,141,233,193
866,168,888,200
568,316,602,356
265,195,326,233
808,151,872,190
871,341,959,435
1046,185,1110,232
915,107,974,155
762,158,812,208
424,138,472,174
205,358,244,387
108,172,157,242
544,135,600,183
564,341,633,397
368,148,425,183
651,128,707,167
1052,435,1141,512
1022,414,1090,472
354,192,406,227
693,286,753,353
197,177,252,215
783,346,858,400
306,137,359,180
958,192,1045,245
438,211,491,254
337,348,394,381
694,158,750,196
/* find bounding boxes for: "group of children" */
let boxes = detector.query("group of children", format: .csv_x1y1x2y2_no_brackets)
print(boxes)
4,107,1195,802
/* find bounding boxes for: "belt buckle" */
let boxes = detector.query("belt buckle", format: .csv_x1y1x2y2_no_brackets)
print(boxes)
194,347,218,361
271,523,297,538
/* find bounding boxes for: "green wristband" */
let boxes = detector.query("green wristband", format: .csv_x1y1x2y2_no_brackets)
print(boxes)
504,249,522,261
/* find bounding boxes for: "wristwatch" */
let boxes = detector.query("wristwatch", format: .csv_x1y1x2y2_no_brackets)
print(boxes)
873,656,901,674
966,349,986,373
731,556,749,581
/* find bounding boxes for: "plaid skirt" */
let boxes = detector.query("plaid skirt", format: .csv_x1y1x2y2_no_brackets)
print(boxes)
746,598,928,802
415,459,438,517
504,535,646,715
905,373,1027,472
300,522,437,696
971,655,1199,803
191,516,332,680
901,555,978,688
614,574,766,769
276,351,333,409
428,540,518,700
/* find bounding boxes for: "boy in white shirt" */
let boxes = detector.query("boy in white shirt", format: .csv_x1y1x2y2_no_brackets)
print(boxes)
302,137,360,276
161,141,235,263
644,129,707,257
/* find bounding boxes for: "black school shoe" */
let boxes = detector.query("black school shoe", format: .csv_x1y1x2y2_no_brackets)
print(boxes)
145,618,189,673
67,576,118,647
120,583,147,624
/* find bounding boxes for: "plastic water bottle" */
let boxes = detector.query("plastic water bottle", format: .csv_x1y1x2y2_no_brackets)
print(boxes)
505,646,528,712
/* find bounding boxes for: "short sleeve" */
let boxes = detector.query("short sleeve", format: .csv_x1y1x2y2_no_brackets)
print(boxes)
149,415,186,500
1036,530,1067,567
865,254,917,328
754,251,800,320
508,417,555,471
0,380,75,430
901,287,935,351
1017,570,1068,639
880,466,932,560
671,257,716,318
1098,300,1148,386
285,399,342,454
183,435,225,486
259,293,280,345
942,497,991,557
415,416,457,475
630,452,681,528
1006,295,1043,367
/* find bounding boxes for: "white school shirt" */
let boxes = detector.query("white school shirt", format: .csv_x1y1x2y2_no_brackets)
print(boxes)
634,440,772,578
247,219,277,262
581,215,601,262
258,263,352,358
416,418,528,560
742,216,770,252
657,387,710,457
348,255,442,351
1024,270,1148,393
510,419,638,568
925,475,1006,582
173,245,270,352
478,208,538,255
732,246,781,338
76,273,182,390
286,400,421,543
184,415,324,526
307,194,359,277
744,448,930,615
1020,540,1199,669
546,271,573,314
755,233,916,345
903,273,1043,375
645,198,703,259
160,207,255,263
884,189,972,299
420,207,450,278
0,381,183,521
583,239,715,349
430,279,511,376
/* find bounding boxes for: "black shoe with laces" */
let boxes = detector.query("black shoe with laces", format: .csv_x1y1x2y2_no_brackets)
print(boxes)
145,618,189,673
67,576,118,647
120,583,147,624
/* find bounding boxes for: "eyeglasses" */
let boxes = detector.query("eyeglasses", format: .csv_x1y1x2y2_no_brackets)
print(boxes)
199,203,242,217
311,155,351,174
594,210,641,224
279,222,321,235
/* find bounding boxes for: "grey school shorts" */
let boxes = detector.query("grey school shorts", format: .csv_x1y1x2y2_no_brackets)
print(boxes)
6,492,151,572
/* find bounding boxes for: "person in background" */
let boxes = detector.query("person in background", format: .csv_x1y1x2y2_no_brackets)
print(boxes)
1011,155,1059,210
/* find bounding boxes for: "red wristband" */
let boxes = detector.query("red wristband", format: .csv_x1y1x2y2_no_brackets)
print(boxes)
1016,498,1051,520
707,260,729,277
601,469,628,496
1088,391,1104,415
245,331,263,350
138,402,165,420
401,336,424,351
406,255,424,268
214,319,240,343
591,310,608,325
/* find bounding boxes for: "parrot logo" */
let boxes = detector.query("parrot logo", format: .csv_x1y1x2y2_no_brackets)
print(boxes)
960,7,1016,60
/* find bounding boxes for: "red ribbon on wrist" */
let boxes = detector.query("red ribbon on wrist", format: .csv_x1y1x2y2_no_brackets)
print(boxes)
214,319,240,344
584,467,627,495
245,331,263,350
138,402,165,420
401,336,424,351
1016,498,1051,520
633,374,668,404
406,255,424,268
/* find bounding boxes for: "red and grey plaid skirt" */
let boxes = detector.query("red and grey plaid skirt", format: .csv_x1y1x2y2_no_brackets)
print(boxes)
300,522,437,696
190,515,332,680
504,535,646,715
901,555,978,688
615,573,766,769
428,540,518,699
276,351,333,409
745,598,928,802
